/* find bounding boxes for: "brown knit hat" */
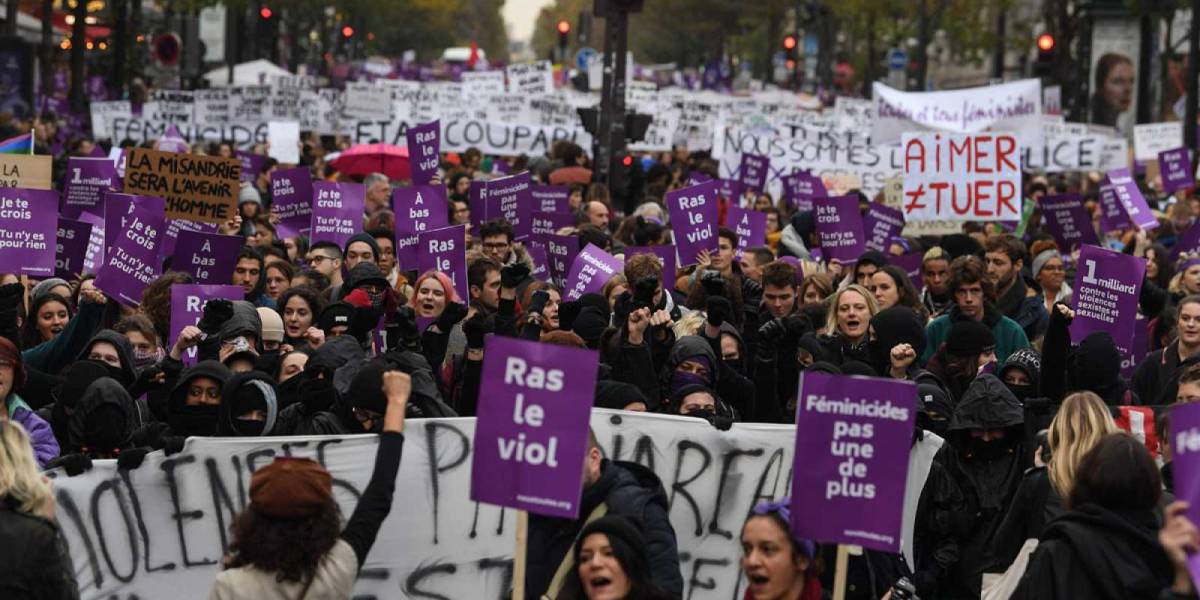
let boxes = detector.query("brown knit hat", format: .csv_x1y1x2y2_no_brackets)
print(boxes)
249,457,333,518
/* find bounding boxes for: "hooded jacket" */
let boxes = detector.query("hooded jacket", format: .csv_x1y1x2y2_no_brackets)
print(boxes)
77,330,138,388
217,371,279,436
526,460,682,600
165,360,233,437
663,335,751,420
67,378,140,455
1011,505,1173,600
195,301,264,363
935,374,1027,599
922,303,1030,365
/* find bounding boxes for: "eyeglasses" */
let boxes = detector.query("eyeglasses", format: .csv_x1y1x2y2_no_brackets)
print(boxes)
307,255,334,265
353,407,382,423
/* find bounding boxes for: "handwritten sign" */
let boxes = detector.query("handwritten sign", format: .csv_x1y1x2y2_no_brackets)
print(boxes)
901,133,1022,222
123,148,241,224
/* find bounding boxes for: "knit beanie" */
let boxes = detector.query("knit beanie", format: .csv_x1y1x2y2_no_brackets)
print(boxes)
30,278,69,304
257,307,284,344
945,319,996,357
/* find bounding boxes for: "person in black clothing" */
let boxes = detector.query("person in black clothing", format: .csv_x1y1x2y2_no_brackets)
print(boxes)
1041,303,1138,405
207,370,411,599
525,429,682,600
1012,433,1177,600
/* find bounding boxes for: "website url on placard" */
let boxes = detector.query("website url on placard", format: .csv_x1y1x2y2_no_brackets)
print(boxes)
843,529,894,544
517,494,573,511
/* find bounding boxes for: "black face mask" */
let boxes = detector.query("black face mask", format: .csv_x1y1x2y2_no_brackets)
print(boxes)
233,417,266,436
299,376,335,414
918,414,950,439
1005,382,1035,402
723,359,744,376
276,375,305,409
170,404,218,437
966,436,1012,461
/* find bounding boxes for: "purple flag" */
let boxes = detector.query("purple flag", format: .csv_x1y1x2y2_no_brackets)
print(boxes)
236,151,268,184
815,196,867,265
406,120,441,185
791,371,916,552
418,225,467,301
310,182,365,249
666,180,719,266
1160,147,1194,195
55,217,92,280
486,172,533,240
563,244,624,301
469,181,487,228
1167,401,1200,585
0,189,57,277
862,203,906,253
1108,168,1158,231
531,211,576,236
1039,193,1100,253
738,153,770,194
169,284,245,366
95,202,166,306
393,185,449,270
62,157,120,218
543,234,580,289
726,206,767,257
271,167,314,238
531,185,571,213
173,230,242,283
624,245,678,293
470,336,598,518
1070,245,1146,358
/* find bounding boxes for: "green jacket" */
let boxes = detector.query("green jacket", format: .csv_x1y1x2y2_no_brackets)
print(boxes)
921,304,1030,364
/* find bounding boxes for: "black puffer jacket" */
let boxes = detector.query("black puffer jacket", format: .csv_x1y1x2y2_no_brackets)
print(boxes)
525,460,682,600
0,499,78,600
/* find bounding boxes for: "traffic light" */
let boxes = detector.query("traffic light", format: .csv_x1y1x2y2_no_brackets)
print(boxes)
1033,33,1055,78
342,25,354,38
259,6,272,19
557,20,571,62
782,35,798,86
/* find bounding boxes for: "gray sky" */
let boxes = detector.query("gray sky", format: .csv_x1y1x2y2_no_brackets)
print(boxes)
503,0,556,43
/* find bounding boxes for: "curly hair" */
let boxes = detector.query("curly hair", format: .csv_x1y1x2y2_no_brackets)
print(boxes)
225,502,342,584
139,271,194,343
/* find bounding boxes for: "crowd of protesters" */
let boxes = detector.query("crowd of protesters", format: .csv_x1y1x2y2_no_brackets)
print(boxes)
3,103,1200,600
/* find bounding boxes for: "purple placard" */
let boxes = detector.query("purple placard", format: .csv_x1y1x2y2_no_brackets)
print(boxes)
310,182,365,249
717,179,744,206
236,151,268,184
1169,401,1200,586
1175,222,1200,260
1160,147,1194,195
80,211,104,274
418,225,467,301
726,206,767,258
62,157,120,218
469,180,486,228
493,158,511,175
159,218,220,262
531,185,571,213
172,230,242,283
738,153,770,194
666,180,719,267
1039,193,1100,253
531,210,576,236
791,371,916,552
157,124,189,154
1097,181,1130,233
1108,168,1158,231
470,335,597,518
814,196,867,265
543,234,580,290
104,192,166,253
687,172,713,186
624,245,678,293
526,242,550,282
782,171,825,212
862,203,905,253
485,172,533,240
95,202,166,306
55,217,92,279
0,189,57,277
563,244,624,302
1070,245,1146,358
406,120,441,185
393,185,449,270
892,253,924,294
169,284,245,366
271,167,314,238
1120,318,1148,380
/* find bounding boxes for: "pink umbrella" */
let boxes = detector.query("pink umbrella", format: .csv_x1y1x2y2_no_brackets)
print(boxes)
329,143,411,181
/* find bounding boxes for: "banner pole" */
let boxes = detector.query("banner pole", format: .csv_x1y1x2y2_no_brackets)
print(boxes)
832,544,849,600
514,509,528,600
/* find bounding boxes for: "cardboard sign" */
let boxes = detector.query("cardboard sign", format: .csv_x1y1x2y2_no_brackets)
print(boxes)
470,336,598,518
1070,245,1146,358
1133,122,1182,162
407,120,440,185
0,154,52,190
172,230,242,283
310,181,365,249
1039,193,1099,253
666,180,720,266
169,284,245,366
267,121,300,164
123,148,241,224
901,133,1022,222
55,217,92,280
563,244,623,302
0,188,57,277
791,371,916,552
270,167,313,238
872,79,1043,147
862,203,905,253
814,195,866,265
418,225,467,301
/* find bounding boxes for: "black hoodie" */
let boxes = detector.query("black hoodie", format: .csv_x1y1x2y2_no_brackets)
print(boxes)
77,329,138,388
67,377,141,456
165,360,233,437
217,371,279,436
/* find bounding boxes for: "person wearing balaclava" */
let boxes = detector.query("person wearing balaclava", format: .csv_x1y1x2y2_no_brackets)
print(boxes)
45,378,142,475
126,360,233,461
868,306,928,380
661,336,748,422
905,381,962,599
39,359,110,451
78,329,138,388
218,371,279,437
933,374,1026,598
666,383,732,430
255,306,286,377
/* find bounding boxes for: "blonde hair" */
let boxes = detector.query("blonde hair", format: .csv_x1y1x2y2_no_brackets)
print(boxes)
0,421,50,516
1048,391,1117,498
823,284,879,336
673,311,706,339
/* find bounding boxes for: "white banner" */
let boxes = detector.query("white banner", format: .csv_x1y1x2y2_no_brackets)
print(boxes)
871,79,1043,148
353,117,591,157
52,411,796,600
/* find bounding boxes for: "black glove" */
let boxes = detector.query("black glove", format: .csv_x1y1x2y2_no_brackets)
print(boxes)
131,421,168,448
757,319,786,361
526,290,550,316
633,275,659,309
436,301,469,332
501,262,531,289
53,453,93,476
700,270,726,298
394,306,421,351
558,300,583,331
117,447,151,470
781,314,811,341
163,436,187,456
706,296,732,327
612,291,636,325
463,312,494,350
350,305,382,343
197,299,233,335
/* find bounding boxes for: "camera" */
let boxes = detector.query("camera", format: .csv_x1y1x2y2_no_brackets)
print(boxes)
632,275,658,311
891,577,919,600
